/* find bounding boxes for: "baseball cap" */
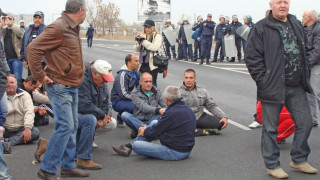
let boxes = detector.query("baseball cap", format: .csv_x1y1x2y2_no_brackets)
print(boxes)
0,9,7,16
93,60,114,82
207,13,212,17
34,11,44,18
143,19,155,27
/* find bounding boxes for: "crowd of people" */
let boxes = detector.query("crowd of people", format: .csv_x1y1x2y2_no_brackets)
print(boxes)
1,0,320,179
162,13,255,65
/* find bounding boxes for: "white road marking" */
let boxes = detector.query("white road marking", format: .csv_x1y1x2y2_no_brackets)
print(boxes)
228,119,252,131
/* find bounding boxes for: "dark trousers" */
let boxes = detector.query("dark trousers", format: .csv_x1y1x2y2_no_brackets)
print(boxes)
214,40,224,60
196,112,224,130
194,40,201,59
242,40,247,52
3,127,40,145
200,37,213,60
261,86,313,169
87,36,93,47
182,40,193,60
164,41,176,59
112,100,134,121
231,38,242,61
140,63,158,86
177,43,184,59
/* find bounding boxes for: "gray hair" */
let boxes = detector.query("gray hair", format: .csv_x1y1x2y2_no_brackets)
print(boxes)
305,9,318,20
65,0,86,14
163,85,181,102
269,0,290,4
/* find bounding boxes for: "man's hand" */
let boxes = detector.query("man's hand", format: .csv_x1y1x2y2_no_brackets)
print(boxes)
41,75,53,85
96,120,104,128
105,114,111,124
0,126,5,141
197,37,200,41
159,108,166,115
34,106,39,113
220,117,228,129
138,124,147,137
38,107,47,116
204,23,207,27
20,128,32,143
22,61,28,69
179,39,181,44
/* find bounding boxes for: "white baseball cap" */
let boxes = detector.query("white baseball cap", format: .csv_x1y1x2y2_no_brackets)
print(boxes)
92,60,114,82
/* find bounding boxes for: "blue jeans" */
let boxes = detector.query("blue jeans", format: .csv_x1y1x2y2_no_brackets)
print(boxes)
41,83,79,174
0,143,11,180
182,40,193,59
7,58,23,79
214,40,224,60
261,86,313,169
200,36,213,59
121,112,160,131
131,120,191,161
3,127,40,146
76,113,97,160
0,93,8,126
112,100,134,121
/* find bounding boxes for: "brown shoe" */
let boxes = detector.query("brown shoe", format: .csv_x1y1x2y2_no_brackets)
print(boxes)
76,158,102,170
112,144,132,156
290,161,318,174
37,169,60,180
60,168,89,177
35,138,48,163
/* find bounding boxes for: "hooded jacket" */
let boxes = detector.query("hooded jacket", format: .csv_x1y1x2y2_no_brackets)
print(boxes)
110,65,140,102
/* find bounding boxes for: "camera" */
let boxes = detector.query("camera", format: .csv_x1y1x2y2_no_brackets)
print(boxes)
135,35,145,41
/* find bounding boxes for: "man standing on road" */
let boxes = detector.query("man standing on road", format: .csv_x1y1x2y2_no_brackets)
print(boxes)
303,10,320,99
213,15,229,62
0,8,12,180
86,24,94,48
111,54,140,127
198,14,216,65
112,85,196,161
163,20,176,60
245,0,317,178
179,69,228,136
229,15,243,62
178,19,194,61
0,14,24,79
27,0,89,179
120,72,166,138
192,16,203,61
21,11,46,75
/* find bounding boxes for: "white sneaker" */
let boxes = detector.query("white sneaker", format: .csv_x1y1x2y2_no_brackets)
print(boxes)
249,121,262,129
92,141,98,148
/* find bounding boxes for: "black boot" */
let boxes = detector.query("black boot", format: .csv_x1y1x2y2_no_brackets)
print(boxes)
206,59,211,65
199,59,204,65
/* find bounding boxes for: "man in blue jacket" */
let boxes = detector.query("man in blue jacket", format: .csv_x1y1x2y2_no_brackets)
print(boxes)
111,54,140,127
214,15,229,62
112,85,196,160
20,11,45,75
242,15,254,51
86,24,94,48
162,20,176,60
229,15,243,62
198,14,216,65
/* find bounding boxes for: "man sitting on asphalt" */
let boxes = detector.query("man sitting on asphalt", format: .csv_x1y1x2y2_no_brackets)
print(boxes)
121,72,166,138
34,60,117,170
112,85,196,160
111,54,140,127
3,75,40,146
17,75,50,126
179,69,228,136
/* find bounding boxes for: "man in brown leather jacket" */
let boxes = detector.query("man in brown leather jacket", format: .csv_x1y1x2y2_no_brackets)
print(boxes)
27,0,88,179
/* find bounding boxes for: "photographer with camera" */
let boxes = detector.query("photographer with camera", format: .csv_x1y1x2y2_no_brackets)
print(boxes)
135,19,162,86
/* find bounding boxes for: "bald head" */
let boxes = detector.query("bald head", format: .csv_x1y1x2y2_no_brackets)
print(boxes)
302,9,318,26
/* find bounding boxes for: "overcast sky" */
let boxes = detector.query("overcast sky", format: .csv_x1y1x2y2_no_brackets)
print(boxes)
1,0,319,25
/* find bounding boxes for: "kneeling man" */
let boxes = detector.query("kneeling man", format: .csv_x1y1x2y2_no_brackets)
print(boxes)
112,85,196,160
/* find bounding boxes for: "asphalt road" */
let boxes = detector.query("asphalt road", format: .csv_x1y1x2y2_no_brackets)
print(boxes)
4,39,320,180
